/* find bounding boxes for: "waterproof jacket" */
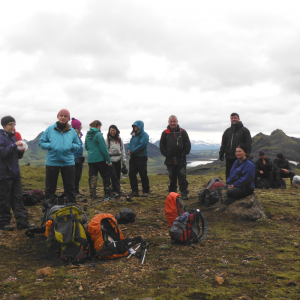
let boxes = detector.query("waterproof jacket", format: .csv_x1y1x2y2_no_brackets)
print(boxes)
74,137,84,164
85,128,111,164
219,122,252,160
127,121,149,157
39,123,81,166
0,129,24,181
226,158,255,190
273,158,291,172
105,137,126,163
255,157,272,174
159,125,191,165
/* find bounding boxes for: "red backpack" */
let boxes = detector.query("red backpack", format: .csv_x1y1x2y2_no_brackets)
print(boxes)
205,177,225,190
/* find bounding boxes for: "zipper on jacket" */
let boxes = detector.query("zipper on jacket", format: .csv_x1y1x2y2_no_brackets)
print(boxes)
230,133,234,150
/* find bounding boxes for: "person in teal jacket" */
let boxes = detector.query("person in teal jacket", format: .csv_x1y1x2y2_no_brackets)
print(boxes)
85,120,112,199
39,109,81,203
127,120,150,197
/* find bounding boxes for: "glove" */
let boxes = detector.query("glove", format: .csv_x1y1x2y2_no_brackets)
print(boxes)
219,151,224,161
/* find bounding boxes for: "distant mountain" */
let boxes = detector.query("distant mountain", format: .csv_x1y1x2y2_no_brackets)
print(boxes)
124,142,162,159
153,140,220,150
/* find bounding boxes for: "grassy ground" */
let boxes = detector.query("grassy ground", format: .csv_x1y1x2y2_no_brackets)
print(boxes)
0,167,300,299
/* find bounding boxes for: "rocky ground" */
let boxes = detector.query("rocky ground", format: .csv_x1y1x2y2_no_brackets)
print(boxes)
0,167,300,299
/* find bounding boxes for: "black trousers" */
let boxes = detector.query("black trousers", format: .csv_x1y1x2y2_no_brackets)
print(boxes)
226,158,236,180
0,178,29,226
274,170,295,187
129,156,149,193
255,170,274,186
108,160,122,193
45,165,76,203
88,161,111,197
225,186,253,205
75,162,83,193
166,164,188,193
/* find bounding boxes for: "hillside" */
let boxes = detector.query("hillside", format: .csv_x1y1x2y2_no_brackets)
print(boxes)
154,140,220,151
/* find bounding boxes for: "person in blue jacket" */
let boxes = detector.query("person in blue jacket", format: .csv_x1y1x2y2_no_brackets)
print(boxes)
224,143,255,205
127,120,150,197
39,109,81,203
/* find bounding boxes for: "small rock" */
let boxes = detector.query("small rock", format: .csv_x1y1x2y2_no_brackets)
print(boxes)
286,280,297,286
204,269,210,274
294,243,299,248
250,277,261,284
79,285,83,291
36,267,53,276
94,210,101,214
215,276,225,284
17,270,23,276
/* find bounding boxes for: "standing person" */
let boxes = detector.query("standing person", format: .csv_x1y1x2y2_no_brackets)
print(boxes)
0,116,34,231
224,143,255,205
105,125,126,195
127,121,150,197
255,150,274,187
159,115,191,200
71,117,84,196
39,109,81,203
219,113,252,180
85,120,112,199
273,153,295,189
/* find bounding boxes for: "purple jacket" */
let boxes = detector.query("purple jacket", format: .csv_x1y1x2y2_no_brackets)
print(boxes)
0,129,23,181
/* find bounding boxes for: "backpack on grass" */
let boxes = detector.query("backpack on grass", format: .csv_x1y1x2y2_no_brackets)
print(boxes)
205,177,225,190
197,188,223,207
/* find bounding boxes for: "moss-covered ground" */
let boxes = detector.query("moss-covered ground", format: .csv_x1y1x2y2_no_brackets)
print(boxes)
0,166,300,299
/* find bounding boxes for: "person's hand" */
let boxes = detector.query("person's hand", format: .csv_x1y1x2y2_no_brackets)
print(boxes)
128,150,131,155
260,171,264,174
282,169,289,173
219,155,224,161
262,159,266,165
228,185,234,189
108,163,112,167
15,141,23,146
19,149,25,152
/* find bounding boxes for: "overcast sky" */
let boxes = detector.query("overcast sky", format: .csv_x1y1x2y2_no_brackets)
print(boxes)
1,0,300,143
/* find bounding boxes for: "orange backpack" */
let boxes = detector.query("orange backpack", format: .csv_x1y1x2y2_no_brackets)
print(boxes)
165,192,186,227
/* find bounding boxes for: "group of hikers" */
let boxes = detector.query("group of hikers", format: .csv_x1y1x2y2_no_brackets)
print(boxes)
0,110,296,231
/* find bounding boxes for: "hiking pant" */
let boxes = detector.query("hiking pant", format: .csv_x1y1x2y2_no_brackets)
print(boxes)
45,165,76,203
0,178,29,227
88,161,111,197
129,156,149,193
255,171,274,187
224,187,253,205
274,170,295,187
108,160,122,193
75,162,83,194
226,158,236,180
166,164,188,194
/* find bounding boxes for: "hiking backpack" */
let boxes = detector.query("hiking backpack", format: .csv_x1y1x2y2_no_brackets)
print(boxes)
88,213,143,259
197,188,222,207
205,177,225,190
22,190,45,206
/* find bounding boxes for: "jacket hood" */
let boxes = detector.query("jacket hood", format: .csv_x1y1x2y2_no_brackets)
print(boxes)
86,127,100,139
132,120,144,133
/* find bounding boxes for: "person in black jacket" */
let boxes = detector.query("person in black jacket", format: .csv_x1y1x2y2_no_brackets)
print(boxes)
219,113,252,180
254,150,274,187
273,153,295,188
159,115,191,199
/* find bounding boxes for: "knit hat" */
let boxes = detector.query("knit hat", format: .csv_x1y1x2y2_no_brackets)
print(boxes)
236,143,248,154
57,109,70,121
71,118,82,130
259,150,265,156
276,153,284,160
1,116,15,126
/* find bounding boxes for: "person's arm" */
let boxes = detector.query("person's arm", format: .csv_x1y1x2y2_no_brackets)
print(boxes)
71,132,81,152
273,159,279,171
266,158,272,171
243,128,252,154
182,130,191,156
233,163,255,188
159,131,167,156
97,133,111,164
39,128,52,150
120,139,126,164
285,160,292,171
0,139,18,160
219,130,228,160
131,132,149,154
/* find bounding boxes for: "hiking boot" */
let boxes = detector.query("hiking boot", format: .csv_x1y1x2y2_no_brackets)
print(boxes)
0,224,15,231
17,223,35,230
181,190,189,200
142,193,149,197
129,191,139,197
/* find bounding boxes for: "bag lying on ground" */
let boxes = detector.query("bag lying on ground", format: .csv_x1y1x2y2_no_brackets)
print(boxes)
165,192,186,227
197,188,223,206
205,177,225,189
292,175,300,188
22,190,45,206
115,208,136,224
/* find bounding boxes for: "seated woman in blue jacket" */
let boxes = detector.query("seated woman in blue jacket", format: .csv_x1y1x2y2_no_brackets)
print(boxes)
224,143,255,205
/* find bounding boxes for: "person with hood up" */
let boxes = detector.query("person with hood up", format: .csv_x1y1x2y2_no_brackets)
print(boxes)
127,120,150,197
0,116,35,231
219,113,252,180
71,117,84,196
223,143,255,205
85,120,112,199
159,115,191,200
273,153,295,189
105,125,126,195
39,109,81,203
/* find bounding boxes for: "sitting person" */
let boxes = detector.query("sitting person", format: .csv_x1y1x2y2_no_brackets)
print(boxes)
273,153,295,189
224,143,255,205
255,150,274,188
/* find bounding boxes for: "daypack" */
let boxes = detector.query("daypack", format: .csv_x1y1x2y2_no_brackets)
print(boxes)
22,190,45,206
48,206,89,264
115,208,136,224
197,188,222,206
88,213,142,259
205,177,225,190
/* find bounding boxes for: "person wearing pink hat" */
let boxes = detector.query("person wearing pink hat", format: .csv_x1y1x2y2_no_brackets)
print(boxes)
39,109,81,203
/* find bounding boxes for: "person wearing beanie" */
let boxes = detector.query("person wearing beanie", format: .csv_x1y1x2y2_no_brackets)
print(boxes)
219,113,252,180
0,116,34,231
39,109,81,203
105,125,126,195
71,118,84,196
254,150,274,188
223,143,255,205
273,153,295,189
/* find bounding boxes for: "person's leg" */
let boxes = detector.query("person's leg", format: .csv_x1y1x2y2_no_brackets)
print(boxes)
109,162,121,193
289,172,295,185
129,156,139,194
274,170,282,188
0,179,13,227
61,165,76,203
44,166,60,199
225,187,253,205
166,164,178,193
97,161,112,197
74,162,83,194
88,163,98,199
137,157,149,194
177,164,189,196
10,177,29,228
226,159,236,180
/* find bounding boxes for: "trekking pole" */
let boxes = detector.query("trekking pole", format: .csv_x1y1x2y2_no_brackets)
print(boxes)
80,194,120,211
127,245,141,259
141,243,151,265
82,194,120,206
